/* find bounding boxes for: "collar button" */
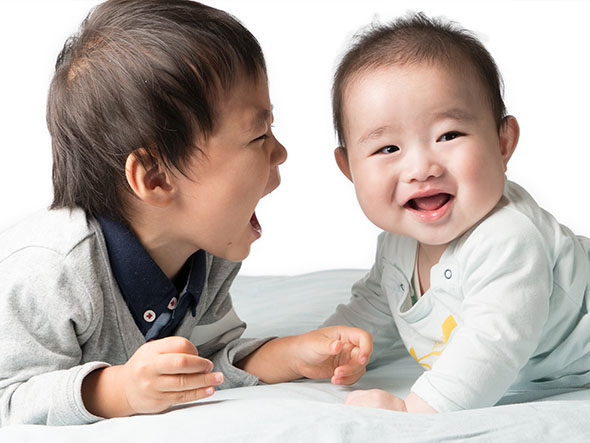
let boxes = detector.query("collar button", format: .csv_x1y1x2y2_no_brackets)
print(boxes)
143,309,156,322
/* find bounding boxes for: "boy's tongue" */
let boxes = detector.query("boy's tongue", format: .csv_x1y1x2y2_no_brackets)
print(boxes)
250,212,262,234
412,193,450,211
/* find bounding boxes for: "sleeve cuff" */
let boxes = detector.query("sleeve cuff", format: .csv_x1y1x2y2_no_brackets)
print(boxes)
211,337,275,389
410,374,464,413
51,361,110,426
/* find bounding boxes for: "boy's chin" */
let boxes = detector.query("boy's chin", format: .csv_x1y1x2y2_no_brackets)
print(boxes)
220,245,252,263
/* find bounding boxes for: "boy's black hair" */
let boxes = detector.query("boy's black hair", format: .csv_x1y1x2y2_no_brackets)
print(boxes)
332,12,506,148
48,0,266,225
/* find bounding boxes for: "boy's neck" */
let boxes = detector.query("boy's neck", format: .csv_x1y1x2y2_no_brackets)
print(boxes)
416,242,448,293
128,216,195,282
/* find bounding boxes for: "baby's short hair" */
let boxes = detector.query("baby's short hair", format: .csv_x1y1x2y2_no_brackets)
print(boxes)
48,0,266,225
332,12,506,148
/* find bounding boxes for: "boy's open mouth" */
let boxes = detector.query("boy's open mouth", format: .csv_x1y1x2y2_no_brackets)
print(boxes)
250,212,262,235
405,193,452,212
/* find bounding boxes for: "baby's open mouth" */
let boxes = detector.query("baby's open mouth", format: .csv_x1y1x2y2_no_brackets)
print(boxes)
406,193,452,211
250,212,262,235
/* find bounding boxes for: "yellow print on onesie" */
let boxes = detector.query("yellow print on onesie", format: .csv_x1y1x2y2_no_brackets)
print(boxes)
409,315,457,370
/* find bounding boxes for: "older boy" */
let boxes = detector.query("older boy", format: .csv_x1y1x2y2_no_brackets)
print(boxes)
324,13,590,413
0,0,371,426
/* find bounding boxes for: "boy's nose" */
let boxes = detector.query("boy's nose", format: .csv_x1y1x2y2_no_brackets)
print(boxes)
271,137,287,167
263,137,287,197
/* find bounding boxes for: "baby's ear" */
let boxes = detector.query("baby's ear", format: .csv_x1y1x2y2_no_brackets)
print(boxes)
125,148,175,207
499,116,520,170
334,147,353,182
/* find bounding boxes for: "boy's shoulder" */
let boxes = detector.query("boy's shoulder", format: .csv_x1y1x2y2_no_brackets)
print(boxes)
0,207,98,261
0,208,109,334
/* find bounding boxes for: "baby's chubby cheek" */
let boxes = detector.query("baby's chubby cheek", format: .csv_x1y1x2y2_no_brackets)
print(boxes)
354,190,394,231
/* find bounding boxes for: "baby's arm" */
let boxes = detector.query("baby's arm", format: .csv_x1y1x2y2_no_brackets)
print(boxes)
323,233,405,365
412,219,552,412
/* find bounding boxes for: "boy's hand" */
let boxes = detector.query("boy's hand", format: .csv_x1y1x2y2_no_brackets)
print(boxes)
83,336,224,418
121,336,224,414
292,326,372,385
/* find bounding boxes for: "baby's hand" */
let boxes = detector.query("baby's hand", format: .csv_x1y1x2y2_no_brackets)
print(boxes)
121,336,224,414
293,326,372,385
345,389,407,411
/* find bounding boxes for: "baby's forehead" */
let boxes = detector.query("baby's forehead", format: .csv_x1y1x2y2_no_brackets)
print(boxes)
346,59,491,107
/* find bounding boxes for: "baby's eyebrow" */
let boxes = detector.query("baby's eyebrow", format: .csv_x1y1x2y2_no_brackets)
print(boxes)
358,125,390,145
431,108,475,122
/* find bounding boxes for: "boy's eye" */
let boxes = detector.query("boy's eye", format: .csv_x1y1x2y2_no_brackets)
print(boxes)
378,145,400,155
252,134,268,143
437,131,463,142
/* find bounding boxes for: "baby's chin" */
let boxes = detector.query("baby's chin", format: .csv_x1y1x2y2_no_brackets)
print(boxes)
388,226,462,248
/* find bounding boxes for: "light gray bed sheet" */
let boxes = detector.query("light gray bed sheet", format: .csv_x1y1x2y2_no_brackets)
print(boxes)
2,269,589,442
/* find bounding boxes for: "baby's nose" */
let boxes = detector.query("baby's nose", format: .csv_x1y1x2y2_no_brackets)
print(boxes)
401,149,443,183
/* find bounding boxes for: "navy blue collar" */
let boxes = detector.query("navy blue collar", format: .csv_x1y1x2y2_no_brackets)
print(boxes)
97,216,206,336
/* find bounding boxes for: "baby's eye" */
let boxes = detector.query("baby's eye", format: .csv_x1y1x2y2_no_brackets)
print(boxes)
437,131,463,142
378,145,400,155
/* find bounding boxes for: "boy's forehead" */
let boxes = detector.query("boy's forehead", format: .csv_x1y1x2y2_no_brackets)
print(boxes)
215,77,272,134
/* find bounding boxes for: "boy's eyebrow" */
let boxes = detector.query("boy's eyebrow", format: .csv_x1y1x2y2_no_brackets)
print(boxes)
248,106,274,134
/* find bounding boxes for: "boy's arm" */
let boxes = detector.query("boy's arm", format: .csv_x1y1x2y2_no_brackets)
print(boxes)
235,326,372,385
0,250,107,426
0,249,225,424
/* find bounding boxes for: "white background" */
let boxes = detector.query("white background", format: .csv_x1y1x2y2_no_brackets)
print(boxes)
1,0,589,275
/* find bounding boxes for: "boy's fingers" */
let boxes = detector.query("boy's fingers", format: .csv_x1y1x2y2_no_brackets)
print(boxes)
156,353,214,375
172,385,217,405
342,330,372,363
331,367,366,385
324,327,373,363
350,344,368,365
332,361,366,384
158,371,224,392
328,339,344,355
150,336,200,356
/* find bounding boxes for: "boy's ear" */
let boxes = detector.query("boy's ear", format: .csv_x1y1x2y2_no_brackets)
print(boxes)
334,146,353,182
499,116,520,170
125,149,175,207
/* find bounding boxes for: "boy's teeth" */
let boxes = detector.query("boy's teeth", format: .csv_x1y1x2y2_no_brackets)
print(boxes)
250,212,262,234
412,193,450,211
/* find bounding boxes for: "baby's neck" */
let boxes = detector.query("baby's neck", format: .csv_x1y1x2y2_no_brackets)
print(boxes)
416,243,448,293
